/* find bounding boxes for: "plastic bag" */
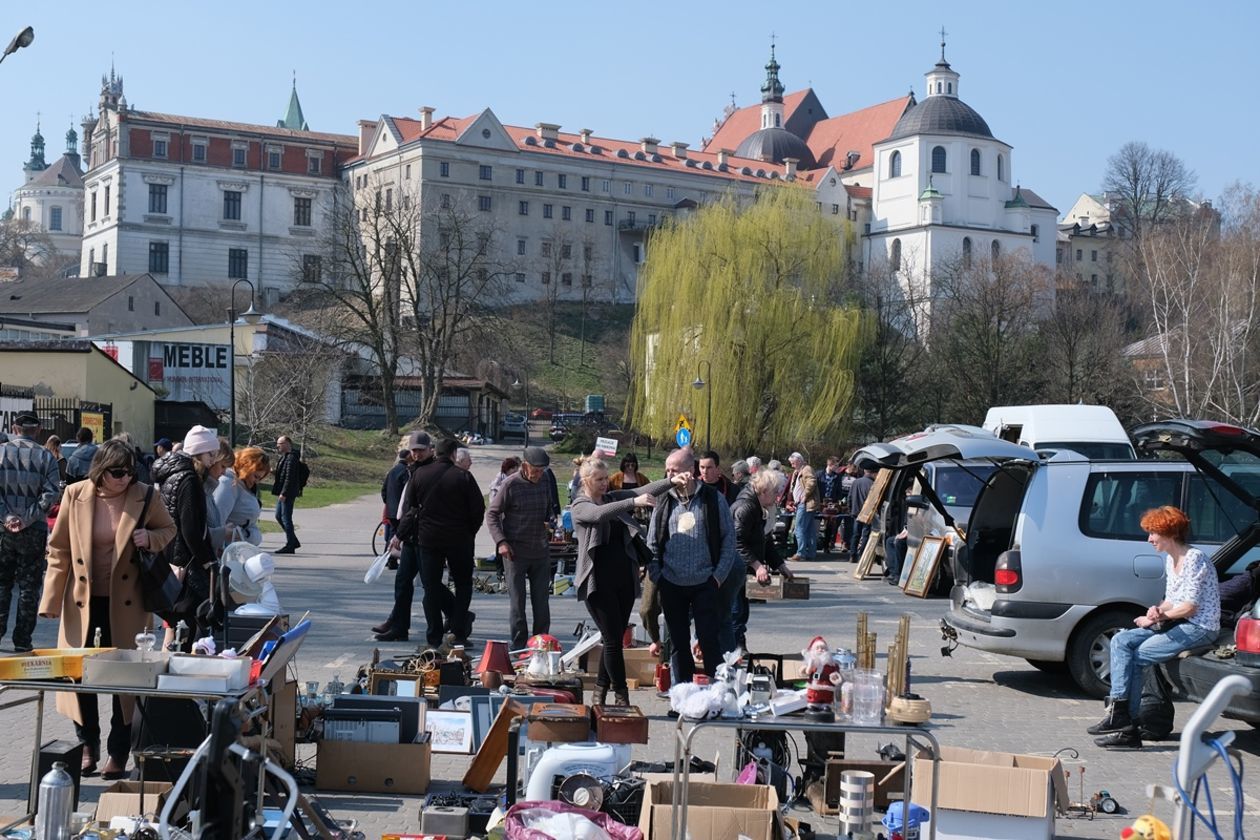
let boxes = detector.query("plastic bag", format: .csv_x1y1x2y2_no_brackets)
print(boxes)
364,551,391,584
504,801,643,840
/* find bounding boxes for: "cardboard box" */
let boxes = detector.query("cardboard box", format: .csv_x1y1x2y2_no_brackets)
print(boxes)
745,575,810,601
95,781,171,822
316,738,431,795
0,647,107,680
271,680,297,767
638,780,780,840
83,650,168,689
622,647,660,686
912,746,1068,840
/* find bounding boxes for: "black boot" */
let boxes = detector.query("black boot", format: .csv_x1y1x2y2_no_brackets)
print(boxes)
593,685,609,706
613,689,631,707
1095,727,1143,749
1086,697,1133,735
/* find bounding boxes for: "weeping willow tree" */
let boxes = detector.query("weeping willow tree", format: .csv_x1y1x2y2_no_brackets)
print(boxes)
629,187,866,453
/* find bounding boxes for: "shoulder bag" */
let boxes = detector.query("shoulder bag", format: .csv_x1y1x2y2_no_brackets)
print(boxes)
134,485,187,619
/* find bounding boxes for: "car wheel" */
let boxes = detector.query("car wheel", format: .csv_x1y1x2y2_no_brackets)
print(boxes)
1067,610,1138,698
1025,658,1068,674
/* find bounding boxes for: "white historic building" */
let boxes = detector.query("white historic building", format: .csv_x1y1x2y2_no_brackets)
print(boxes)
10,120,85,265
863,44,1057,288
77,70,356,304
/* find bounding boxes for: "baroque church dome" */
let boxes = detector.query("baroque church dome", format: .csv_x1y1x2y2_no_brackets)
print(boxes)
887,94,992,141
735,127,815,168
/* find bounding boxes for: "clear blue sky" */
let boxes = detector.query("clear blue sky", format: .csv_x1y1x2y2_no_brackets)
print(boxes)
3,1,1251,217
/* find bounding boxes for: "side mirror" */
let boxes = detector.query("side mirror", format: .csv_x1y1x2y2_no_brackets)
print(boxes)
905,495,929,510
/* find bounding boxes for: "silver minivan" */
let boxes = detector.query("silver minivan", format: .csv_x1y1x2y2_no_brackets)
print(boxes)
864,426,1246,697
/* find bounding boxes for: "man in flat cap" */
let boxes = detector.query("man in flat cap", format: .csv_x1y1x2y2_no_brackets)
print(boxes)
0,412,61,651
486,446,554,650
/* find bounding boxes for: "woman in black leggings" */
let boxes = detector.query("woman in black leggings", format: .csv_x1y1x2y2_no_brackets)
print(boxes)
570,457,676,705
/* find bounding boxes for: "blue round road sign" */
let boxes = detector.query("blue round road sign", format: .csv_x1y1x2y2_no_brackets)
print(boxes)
676,427,692,447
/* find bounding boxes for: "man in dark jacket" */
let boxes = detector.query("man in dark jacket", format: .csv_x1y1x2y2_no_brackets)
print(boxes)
373,431,434,641
392,438,484,647
381,448,411,547
729,471,794,652
64,427,98,484
848,460,878,562
698,450,740,505
271,435,303,554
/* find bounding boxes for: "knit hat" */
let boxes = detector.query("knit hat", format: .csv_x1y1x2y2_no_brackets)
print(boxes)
182,425,220,456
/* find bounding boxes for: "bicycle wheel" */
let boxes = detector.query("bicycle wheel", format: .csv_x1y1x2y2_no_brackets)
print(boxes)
371,520,386,556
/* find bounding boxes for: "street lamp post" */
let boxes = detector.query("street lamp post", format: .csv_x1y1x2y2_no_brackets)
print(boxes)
227,279,262,445
0,26,33,65
692,359,712,453
512,374,530,447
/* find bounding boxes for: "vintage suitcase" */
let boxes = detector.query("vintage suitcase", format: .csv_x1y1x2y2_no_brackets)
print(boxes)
513,674,584,704
746,575,810,602
590,704,649,744
525,703,591,743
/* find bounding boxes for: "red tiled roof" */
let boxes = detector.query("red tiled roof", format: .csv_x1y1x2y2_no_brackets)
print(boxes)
805,96,912,172
845,185,872,200
123,110,357,147
362,112,804,185
704,89,814,153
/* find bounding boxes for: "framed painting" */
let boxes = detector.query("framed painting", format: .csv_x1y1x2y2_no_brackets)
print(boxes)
903,535,947,598
852,529,883,580
368,671,425,698
856,469,894,524
426,710,474,754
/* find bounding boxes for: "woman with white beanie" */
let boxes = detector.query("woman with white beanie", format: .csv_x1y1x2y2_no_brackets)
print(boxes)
151,425,220,643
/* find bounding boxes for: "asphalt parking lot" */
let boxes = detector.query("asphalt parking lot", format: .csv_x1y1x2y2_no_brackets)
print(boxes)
1,443,1256,838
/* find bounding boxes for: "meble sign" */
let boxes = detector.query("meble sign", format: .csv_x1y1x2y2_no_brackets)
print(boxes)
150,342,231,409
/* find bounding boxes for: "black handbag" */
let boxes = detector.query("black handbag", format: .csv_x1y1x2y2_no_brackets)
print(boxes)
134,485,187,619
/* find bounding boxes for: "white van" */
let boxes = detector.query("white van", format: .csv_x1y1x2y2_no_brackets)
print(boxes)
982,404,1135,460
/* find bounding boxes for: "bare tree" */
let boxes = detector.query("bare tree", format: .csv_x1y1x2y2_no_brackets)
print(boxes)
400,204,511,427
929,252,1049,423
298,181,406,433
539,224,572,365
1038,281,1135,407
0,217,72,280
852,257,931,440
578,236,596,363
1102,141,1197,242
237,324,342,450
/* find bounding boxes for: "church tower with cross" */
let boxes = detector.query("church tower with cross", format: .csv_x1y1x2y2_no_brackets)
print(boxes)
863,32,1059,308
12,113,86,267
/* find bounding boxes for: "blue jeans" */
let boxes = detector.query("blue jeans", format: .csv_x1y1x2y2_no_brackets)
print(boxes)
794,510,818,559
717,568,746,655
275,496,298,547
1109,622,1216,715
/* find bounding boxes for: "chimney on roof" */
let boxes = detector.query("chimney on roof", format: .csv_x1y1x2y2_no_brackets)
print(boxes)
640,137,660,156
717,149,731,167
783,158,798,180
419,106,435,131
357,120,376,156
670,141,689,159
579,128,592,144
536,123,560,142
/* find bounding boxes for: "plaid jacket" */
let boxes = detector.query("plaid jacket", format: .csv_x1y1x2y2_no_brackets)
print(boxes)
0,437,62,530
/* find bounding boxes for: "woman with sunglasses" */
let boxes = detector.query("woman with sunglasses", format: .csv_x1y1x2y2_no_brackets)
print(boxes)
38,439,176,779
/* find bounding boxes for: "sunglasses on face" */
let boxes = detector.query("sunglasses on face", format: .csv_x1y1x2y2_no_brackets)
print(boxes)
106,467,135,479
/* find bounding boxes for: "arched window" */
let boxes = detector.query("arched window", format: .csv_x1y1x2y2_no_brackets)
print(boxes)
962,237,972,268
997,154,1005,182
1031,224,1040,243
947,82,953,94
936,81,942,93
970,149,981,176
992,240,1001,261
889,150,901,178
774,113,781,127
891,239,902,270
931,146,947,174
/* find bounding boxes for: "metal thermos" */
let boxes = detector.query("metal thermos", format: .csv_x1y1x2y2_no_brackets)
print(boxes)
35,761,73,840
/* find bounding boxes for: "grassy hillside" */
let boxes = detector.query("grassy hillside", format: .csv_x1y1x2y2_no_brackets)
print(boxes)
487,302,636,415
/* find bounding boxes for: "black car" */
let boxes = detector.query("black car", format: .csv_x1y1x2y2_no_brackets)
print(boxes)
1131,419,1260,725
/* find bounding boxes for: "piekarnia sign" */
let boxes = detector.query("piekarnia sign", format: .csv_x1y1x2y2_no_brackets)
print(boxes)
148,342,231,408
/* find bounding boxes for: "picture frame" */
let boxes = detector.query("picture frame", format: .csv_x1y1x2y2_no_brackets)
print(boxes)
426,710,474,754
368,671,425,698
903,535,947,598
857,469,894,524
852,529,883,580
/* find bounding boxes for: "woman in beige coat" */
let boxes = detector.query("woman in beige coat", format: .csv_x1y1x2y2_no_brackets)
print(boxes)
39,439,176,779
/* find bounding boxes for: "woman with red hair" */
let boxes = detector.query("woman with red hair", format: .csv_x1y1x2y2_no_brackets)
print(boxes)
214,447,271,546
1089,505,1220,749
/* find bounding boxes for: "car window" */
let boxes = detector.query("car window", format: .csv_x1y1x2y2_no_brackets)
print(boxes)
931,464,998,508
1186,469,1260,574
1039,441,1133,460
1080,471,1184,540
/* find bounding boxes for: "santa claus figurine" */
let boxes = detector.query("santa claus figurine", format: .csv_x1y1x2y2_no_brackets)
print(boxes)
800,636,842,708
